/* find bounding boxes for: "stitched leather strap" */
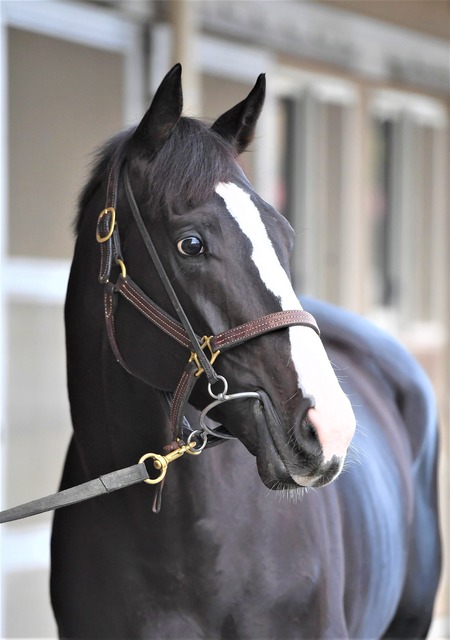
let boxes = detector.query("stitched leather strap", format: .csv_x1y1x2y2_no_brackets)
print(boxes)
104,283,137,376
212,310,319,351
170,362,199,437
115,275,193,350
114,278,319,354
97,159,124,284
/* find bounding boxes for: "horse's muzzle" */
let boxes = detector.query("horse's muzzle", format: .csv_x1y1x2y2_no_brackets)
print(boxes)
254,390,344,490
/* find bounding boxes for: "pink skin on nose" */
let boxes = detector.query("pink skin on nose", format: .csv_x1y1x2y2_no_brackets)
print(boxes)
289,326,356,467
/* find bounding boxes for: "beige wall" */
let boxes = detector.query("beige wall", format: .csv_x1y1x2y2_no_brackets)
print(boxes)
8,28,123,259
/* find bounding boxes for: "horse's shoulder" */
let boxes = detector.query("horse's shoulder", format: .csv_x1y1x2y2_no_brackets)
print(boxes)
301,297,438,460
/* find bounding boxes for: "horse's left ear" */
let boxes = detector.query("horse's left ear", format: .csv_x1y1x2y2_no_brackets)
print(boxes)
126,63,183,160
211,74,266,155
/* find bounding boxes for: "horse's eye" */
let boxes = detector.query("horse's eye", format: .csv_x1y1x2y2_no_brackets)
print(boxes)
177,236,204,256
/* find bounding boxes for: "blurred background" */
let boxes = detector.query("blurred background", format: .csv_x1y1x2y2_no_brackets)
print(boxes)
0,0,448,637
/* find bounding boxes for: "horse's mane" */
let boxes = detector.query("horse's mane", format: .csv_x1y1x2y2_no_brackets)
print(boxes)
75,117,236,235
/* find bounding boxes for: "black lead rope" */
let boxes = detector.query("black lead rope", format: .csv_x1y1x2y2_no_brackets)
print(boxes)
0,440,204,523
123,167,219,385
0,463,150,523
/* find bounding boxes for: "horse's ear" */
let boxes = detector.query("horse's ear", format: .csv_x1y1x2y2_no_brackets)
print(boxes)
126,64,183,160
211,74,265,154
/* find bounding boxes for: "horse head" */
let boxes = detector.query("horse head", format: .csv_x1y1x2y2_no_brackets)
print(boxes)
104,64,356,491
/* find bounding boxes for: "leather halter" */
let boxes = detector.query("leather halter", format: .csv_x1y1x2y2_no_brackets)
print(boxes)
97,160,320,448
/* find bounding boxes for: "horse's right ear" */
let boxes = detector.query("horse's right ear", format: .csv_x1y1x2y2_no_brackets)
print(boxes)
126,64,183,161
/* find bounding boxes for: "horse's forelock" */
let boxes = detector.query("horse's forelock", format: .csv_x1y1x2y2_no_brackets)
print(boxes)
75,118,237,235
143,118,236,212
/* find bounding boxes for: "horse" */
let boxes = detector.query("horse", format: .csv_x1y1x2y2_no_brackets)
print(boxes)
50,64,441,639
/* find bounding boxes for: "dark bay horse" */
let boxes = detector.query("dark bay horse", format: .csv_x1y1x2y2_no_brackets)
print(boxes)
51,65,441,638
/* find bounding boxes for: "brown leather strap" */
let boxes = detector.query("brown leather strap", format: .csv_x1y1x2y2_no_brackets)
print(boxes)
104,284,136,375
212,310,319,351
97,160,124,284
115,277,319,355
170,362,199,438
115,275,193,350
97,209,114,283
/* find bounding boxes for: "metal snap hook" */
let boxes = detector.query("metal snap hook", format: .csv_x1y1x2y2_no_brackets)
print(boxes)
138,452,169,485
138,442,200,484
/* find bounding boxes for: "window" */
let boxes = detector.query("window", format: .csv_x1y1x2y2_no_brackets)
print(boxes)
275,75,358,306
370,90,448,326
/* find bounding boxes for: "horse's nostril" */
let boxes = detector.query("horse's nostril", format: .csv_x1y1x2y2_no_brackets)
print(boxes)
296,410,321,456
301,414,316,440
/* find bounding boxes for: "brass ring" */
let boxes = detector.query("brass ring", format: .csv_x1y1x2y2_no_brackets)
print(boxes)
116,258,126,278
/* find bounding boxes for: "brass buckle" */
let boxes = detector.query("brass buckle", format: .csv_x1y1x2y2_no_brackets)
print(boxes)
189,335,221,378
96,207,116,243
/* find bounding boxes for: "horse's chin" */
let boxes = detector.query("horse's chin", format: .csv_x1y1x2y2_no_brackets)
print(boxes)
253,400,301,490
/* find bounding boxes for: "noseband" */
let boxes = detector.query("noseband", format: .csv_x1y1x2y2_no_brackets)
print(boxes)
97,160,320,450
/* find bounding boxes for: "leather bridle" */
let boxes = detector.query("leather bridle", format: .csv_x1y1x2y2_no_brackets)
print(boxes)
98,159,320,450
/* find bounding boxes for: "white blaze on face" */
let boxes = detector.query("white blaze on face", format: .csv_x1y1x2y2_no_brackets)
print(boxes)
215,182,355,464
